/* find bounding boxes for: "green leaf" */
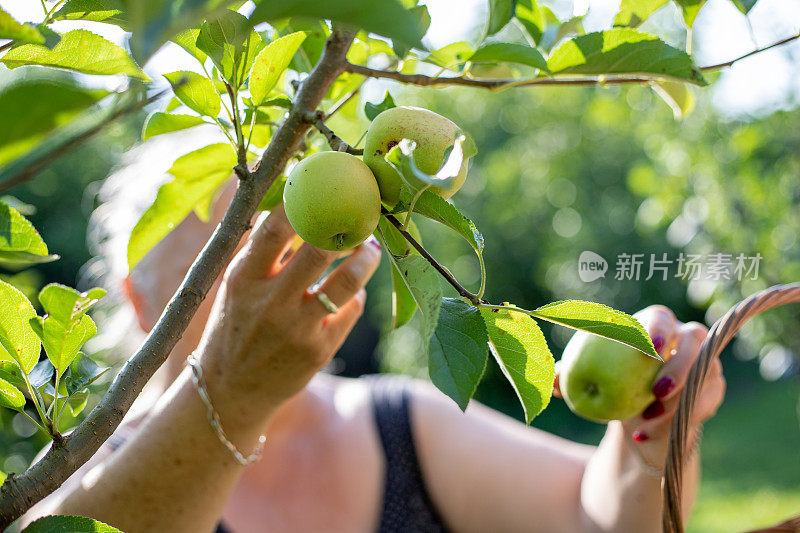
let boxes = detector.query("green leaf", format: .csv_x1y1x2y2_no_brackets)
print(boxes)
486,0,515,36
0,29,147,79
424,41,475,70
52,0,126,25
22,515,124,533
196,10,265,88
547,28,707,85
405,190,484,256
673,0,707,27
390,262,417,329
121,0,234,64
0,79,109,169
528,300,659,359
0,376,25,411
0,280,39,374
0,9,45,44
172,28,207,64
392,5,430,57
376,217,422,330
0,90,135,190
386,135,473,195
250,0,428,50
0,361,26,392
481,307,554,423
64,353,108,395
28,360,54,389
67,389,89,416
364,91,396,122
38,284,106,324
128,143,236,270
0,203,56,267
515,0,551,44
32,311,97,376
164,71,221,118
730,0,757,14
256,176,286,211
652,80,695,119
613,0,669,27
470,42,548,72
250,31,306,105
428,298,488,410
142,112,208,140
0,470,5,485
392,255,442,345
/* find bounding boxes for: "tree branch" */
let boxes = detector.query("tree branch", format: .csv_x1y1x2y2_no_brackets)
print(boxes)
303,110,364,155
699,31,800,71
0,87,173,193
344,62,660,89
382,209,482,306
344,32,800,90
0,30,356,527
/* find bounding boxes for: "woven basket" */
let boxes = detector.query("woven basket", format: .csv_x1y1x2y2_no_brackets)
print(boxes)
662,283,800,533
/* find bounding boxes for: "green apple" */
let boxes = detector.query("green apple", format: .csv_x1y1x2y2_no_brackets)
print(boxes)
559,331,663,422
363,106,470,206
283,151,380,251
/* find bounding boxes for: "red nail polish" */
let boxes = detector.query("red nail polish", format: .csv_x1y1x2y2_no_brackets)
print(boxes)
642,400,665,420
632,430,649,443
652,376,675,399
651,334,665,354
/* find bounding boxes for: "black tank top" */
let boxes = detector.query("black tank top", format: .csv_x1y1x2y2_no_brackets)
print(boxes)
216,374,446,532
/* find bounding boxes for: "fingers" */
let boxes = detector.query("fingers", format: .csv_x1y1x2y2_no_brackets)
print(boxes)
307,238,381,318
692,359,725,424
633,305,678,357
324,288,368,340
653,322,708,402
274,242,340,291
230,205,297,280
552,361,562,398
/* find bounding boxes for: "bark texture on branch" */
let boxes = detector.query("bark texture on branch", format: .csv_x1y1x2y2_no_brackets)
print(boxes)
0,30,355,527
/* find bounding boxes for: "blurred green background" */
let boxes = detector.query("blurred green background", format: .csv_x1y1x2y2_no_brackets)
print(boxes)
1,66,799,533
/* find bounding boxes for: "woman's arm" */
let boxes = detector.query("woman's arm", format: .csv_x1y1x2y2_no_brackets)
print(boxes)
22,206,381,533
412,306,725,533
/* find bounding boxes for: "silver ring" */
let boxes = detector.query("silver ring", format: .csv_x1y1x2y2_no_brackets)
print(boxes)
310,284,339,314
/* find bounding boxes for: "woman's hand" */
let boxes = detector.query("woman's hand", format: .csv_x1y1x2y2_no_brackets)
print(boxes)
195,205,382,423
620,305,726,470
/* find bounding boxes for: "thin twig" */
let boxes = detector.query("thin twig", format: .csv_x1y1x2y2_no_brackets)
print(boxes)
0,87,172,193
304,110,364,155
382,209,482,305
344,32,800,90
0,41,15,54
700,32,800,71
324,83,363,120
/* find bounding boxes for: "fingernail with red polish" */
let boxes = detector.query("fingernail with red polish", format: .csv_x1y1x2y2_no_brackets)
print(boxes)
365,235,381,250
632,430,649,443
651,334,665,354
642,400,665,420
652,376,675,399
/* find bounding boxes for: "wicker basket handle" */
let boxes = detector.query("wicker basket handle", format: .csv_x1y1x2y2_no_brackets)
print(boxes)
662,282,800,533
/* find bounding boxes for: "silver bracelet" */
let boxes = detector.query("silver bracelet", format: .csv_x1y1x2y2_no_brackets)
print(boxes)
187,354,266,466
